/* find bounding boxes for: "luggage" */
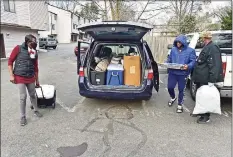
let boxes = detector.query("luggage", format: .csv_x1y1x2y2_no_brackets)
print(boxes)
192,85,221,115
106,64,124,85
123,55,141,86
35,85,56,109
90,71,106,85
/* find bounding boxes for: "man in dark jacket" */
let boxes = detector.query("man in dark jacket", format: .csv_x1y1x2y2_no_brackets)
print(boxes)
192,32,224,124
167,35,196,113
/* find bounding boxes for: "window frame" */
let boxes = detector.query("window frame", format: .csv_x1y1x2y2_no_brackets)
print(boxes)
3,0,16,13
54,14,57,20
52,24,55,30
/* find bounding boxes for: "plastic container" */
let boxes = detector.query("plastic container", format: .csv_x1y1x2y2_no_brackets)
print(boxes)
90,71,106,85
158,63,183,69
106,64,124,85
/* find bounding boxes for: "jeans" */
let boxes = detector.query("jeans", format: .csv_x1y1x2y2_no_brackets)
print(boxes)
18,83,38,118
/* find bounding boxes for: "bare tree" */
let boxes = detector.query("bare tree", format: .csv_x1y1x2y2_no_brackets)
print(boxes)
165,0,212,34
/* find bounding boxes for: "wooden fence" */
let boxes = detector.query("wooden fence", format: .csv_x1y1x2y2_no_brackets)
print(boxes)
143,35,175,63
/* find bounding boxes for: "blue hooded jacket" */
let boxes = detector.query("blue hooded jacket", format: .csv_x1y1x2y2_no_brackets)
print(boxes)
167,35,196,76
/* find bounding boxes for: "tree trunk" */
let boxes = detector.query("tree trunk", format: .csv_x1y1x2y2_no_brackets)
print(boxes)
109,0,115,20
116,0,120,20
104,0,108,20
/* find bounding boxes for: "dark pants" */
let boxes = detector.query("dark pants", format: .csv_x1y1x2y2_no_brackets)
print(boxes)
196,82,210,118
168,73,187,105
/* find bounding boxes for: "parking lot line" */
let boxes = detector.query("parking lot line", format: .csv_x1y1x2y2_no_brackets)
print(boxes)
222,111,229,117
159,79,164,84
182,104,190,113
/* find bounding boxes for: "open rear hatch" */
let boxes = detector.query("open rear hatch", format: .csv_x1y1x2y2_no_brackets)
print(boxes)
77,21,153,41
78,21,154,90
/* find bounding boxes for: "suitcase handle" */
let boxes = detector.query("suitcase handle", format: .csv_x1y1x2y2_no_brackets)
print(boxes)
35,85,45,99
108,72,121,85
111,72,118,76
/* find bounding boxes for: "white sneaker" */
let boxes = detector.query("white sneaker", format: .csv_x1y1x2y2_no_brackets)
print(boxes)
168,97,177,107
176,105,183,113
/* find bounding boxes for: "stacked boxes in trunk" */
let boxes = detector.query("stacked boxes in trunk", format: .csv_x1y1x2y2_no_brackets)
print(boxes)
123,55,141,86
90,53,141,87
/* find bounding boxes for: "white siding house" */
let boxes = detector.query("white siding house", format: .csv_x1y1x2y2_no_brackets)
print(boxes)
38,4,93,43
0,0,49,58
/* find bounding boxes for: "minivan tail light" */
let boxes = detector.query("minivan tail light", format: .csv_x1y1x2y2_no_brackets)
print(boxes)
222,62,227,77
79,67,84,76
147,68,154,80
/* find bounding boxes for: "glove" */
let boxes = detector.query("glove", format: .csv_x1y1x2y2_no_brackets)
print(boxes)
208,82,214,87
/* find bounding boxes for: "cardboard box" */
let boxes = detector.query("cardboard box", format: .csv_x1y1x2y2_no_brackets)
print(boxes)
123,56,141,86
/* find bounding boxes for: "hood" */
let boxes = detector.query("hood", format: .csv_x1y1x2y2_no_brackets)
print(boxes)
173,35,188,48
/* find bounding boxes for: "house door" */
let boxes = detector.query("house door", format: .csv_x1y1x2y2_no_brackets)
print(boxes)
0,34,6,58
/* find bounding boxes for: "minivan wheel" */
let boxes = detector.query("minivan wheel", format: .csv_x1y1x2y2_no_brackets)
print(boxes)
190,79,197,101
53,46,57,49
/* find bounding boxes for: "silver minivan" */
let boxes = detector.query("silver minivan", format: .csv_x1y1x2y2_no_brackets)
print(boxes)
39,38,57,49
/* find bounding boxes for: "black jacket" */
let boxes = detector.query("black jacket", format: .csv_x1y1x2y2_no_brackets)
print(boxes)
192,41,224,84
13,43,37,78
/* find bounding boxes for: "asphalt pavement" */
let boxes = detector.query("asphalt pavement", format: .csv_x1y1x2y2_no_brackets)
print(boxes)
1,43,232,157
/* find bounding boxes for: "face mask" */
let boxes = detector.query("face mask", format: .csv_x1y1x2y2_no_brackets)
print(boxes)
28,47,36,59
30,42,37,50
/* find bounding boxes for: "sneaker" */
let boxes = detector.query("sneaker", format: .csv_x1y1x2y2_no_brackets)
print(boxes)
176,105,183,113
20,117,27,126
197,116,210,124
168,97,177,107
34,111,43,117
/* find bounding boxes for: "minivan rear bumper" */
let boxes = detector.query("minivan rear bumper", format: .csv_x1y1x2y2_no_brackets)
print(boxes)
78,77,153,100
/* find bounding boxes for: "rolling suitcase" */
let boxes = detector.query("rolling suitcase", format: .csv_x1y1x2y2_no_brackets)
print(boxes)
35,85,56,109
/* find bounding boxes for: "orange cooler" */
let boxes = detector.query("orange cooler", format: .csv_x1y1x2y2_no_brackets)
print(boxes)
123,56,141,86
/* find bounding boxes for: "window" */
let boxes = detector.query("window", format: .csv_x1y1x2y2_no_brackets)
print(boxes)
78,16,80,23
195,38,205,49
89,19,91,23
212,33,232,48
186,35,194,44
52,24,55,30
3,0,15,12
73,24,77,30
84,18,86,23
54,14,57,20
103,44,139,56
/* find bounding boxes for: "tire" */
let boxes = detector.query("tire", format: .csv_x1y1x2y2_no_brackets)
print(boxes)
45,46,48,49
190,79,197,101
53,46,57,49
186,79,190,89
